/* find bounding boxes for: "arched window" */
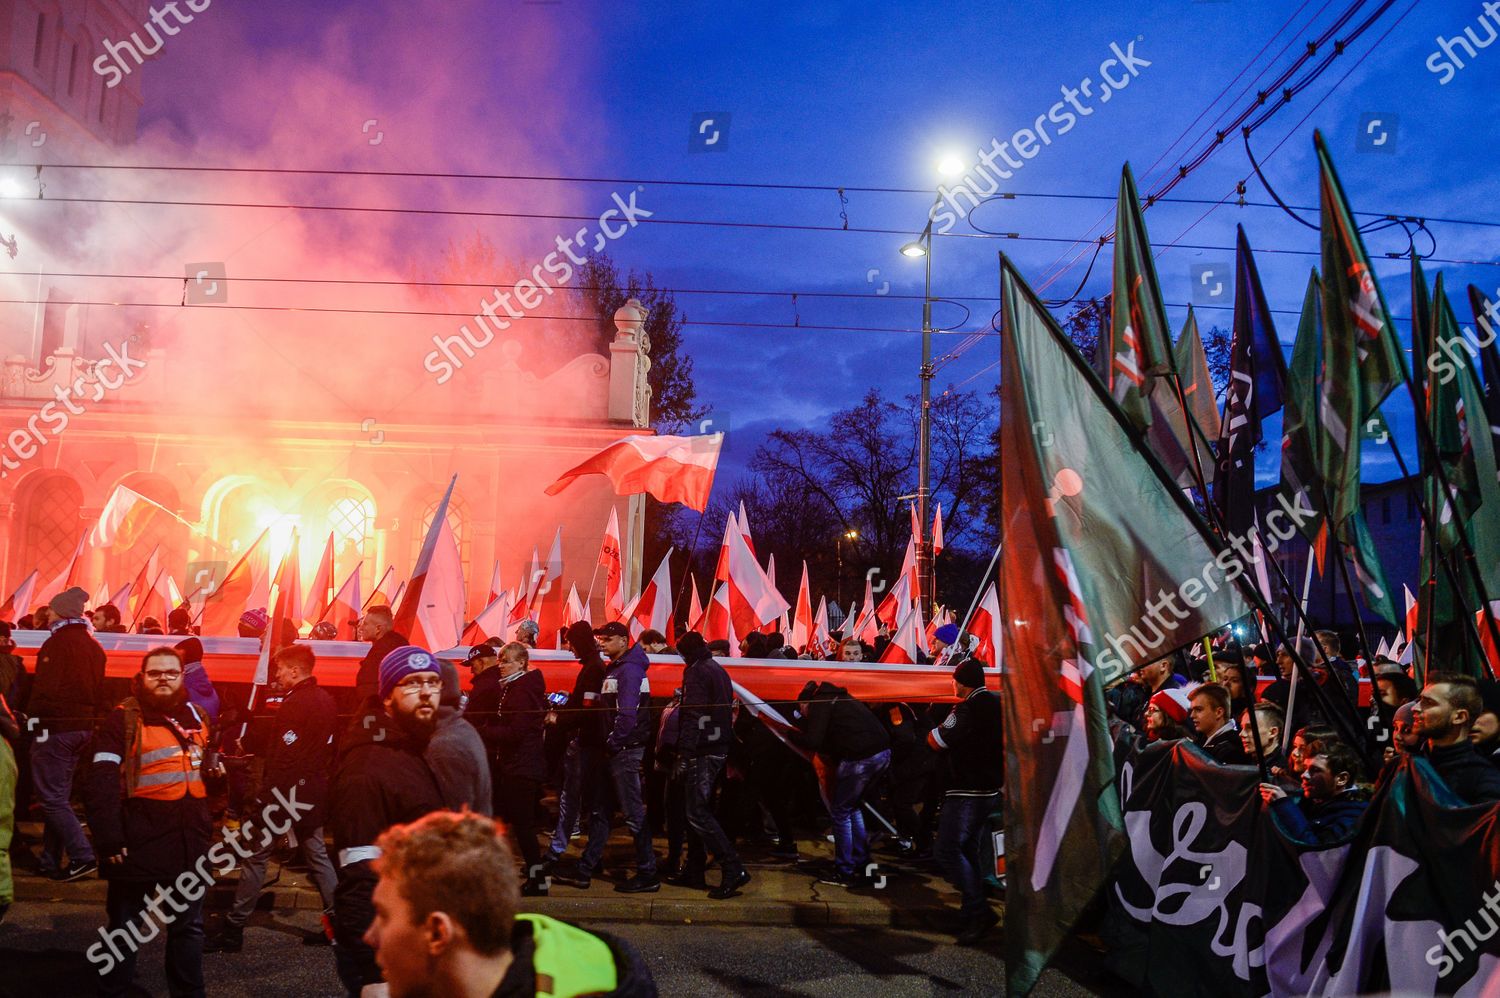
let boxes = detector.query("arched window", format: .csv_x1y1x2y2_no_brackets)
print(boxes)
327,491,375,563
18,473,83,583
412,494,469,577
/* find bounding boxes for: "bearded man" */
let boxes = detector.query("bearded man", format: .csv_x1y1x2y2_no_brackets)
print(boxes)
328,645,447,996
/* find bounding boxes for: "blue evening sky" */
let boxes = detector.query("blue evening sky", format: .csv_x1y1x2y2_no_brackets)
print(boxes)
136,0,1500,512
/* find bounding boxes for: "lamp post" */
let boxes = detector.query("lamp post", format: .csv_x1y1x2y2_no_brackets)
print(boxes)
835,528,858,608
901,197,940,619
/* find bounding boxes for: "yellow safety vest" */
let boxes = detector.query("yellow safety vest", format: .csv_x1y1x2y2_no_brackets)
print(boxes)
520,913,619,997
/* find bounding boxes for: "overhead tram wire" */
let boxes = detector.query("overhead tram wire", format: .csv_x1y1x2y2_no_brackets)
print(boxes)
939,0,1407,371
1031,0,1332,290
1023,0,1399,297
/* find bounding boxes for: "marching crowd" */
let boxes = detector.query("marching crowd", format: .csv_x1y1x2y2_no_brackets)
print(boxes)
0,586,1005,997
1107,627,1500,841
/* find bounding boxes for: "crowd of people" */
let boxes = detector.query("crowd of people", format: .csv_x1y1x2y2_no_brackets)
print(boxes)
0,586,1004,996
1107,627,1500,843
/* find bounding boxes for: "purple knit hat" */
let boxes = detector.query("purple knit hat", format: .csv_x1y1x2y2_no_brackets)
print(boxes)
378,645,440,700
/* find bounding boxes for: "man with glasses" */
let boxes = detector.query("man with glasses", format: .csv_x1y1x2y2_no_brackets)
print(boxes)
328,645,446,996
85,646,220,996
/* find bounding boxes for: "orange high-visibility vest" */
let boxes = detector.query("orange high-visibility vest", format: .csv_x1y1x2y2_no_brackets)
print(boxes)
122,699,209,801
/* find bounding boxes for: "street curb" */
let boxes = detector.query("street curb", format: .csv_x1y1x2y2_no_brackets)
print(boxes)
13,875,1002,930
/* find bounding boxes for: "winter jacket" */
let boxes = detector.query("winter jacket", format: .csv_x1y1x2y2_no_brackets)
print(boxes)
927,688,1004,796
601,644,652,754
790,682,890,761
26,621,107,732
426,706,493,815
1201,724,1251,765
491,913,657,997
556,652,608,749
181,660,221,726
352,629,409,705
1427,740,1500,804
84,699,215,882
328,705,445,990
257,675,338,829
678,652,732,758
1270,787,1371,844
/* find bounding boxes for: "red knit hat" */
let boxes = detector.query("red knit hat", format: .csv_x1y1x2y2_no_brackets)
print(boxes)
1149,687,1191,724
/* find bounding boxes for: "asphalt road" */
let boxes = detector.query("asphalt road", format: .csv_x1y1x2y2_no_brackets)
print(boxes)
0,900,1121,997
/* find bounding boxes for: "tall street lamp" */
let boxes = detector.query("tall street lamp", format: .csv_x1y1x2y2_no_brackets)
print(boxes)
836,528,859,608
900,198,941,619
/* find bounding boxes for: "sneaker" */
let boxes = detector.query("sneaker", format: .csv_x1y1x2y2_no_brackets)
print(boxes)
956,908,1000,946
613,874,661,894
205,923,244,954
817,869,861,889
708,869,751,900
52,861,98,883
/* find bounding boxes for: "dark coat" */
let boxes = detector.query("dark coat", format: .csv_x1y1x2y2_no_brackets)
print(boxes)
426,707,493,814
1202,725,1251,765
556,652,608,749
85,699,215,882
328,706,445,990
678,653,732,758
601,644,652,754
790,681,890,761
1428,740,1500,804
1270,787,1371,844
352,629,408,704
928,688,1004,796
259,676,338,830
27,622,108,732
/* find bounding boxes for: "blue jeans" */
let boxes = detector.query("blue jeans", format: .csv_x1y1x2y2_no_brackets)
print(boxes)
32,728,95,870
936,793,997,921
100,877,205,997
547,739,601,861
579,746,656,878
829,749,890,876
683,754,739,872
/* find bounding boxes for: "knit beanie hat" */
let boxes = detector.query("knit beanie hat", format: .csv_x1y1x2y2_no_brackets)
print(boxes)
954,657,986,690
49,586,88,620
1149,687,1192,724
935,623,961,646
378,645,439,700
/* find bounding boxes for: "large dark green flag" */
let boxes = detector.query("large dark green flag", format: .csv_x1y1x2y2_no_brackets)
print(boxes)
1280,271,1328,552
1172,307,1220,475
1429,274,1483,550
998,254,1248,994
1109,163,1176,432
1316,131,1406,423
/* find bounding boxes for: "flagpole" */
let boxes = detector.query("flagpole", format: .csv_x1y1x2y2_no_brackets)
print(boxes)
1382,430,1498,679
672,508,709,630
1010,257,1373,770
1283,552,1316,753
1318,485,1378,676
957,540,1003,635
129,568,166,632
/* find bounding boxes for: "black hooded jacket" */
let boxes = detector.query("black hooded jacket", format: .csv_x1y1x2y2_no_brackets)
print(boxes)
328,706,445,990
790,681,889,761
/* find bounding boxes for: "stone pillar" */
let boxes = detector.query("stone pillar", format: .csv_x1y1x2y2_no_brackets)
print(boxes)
608,298,652,427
